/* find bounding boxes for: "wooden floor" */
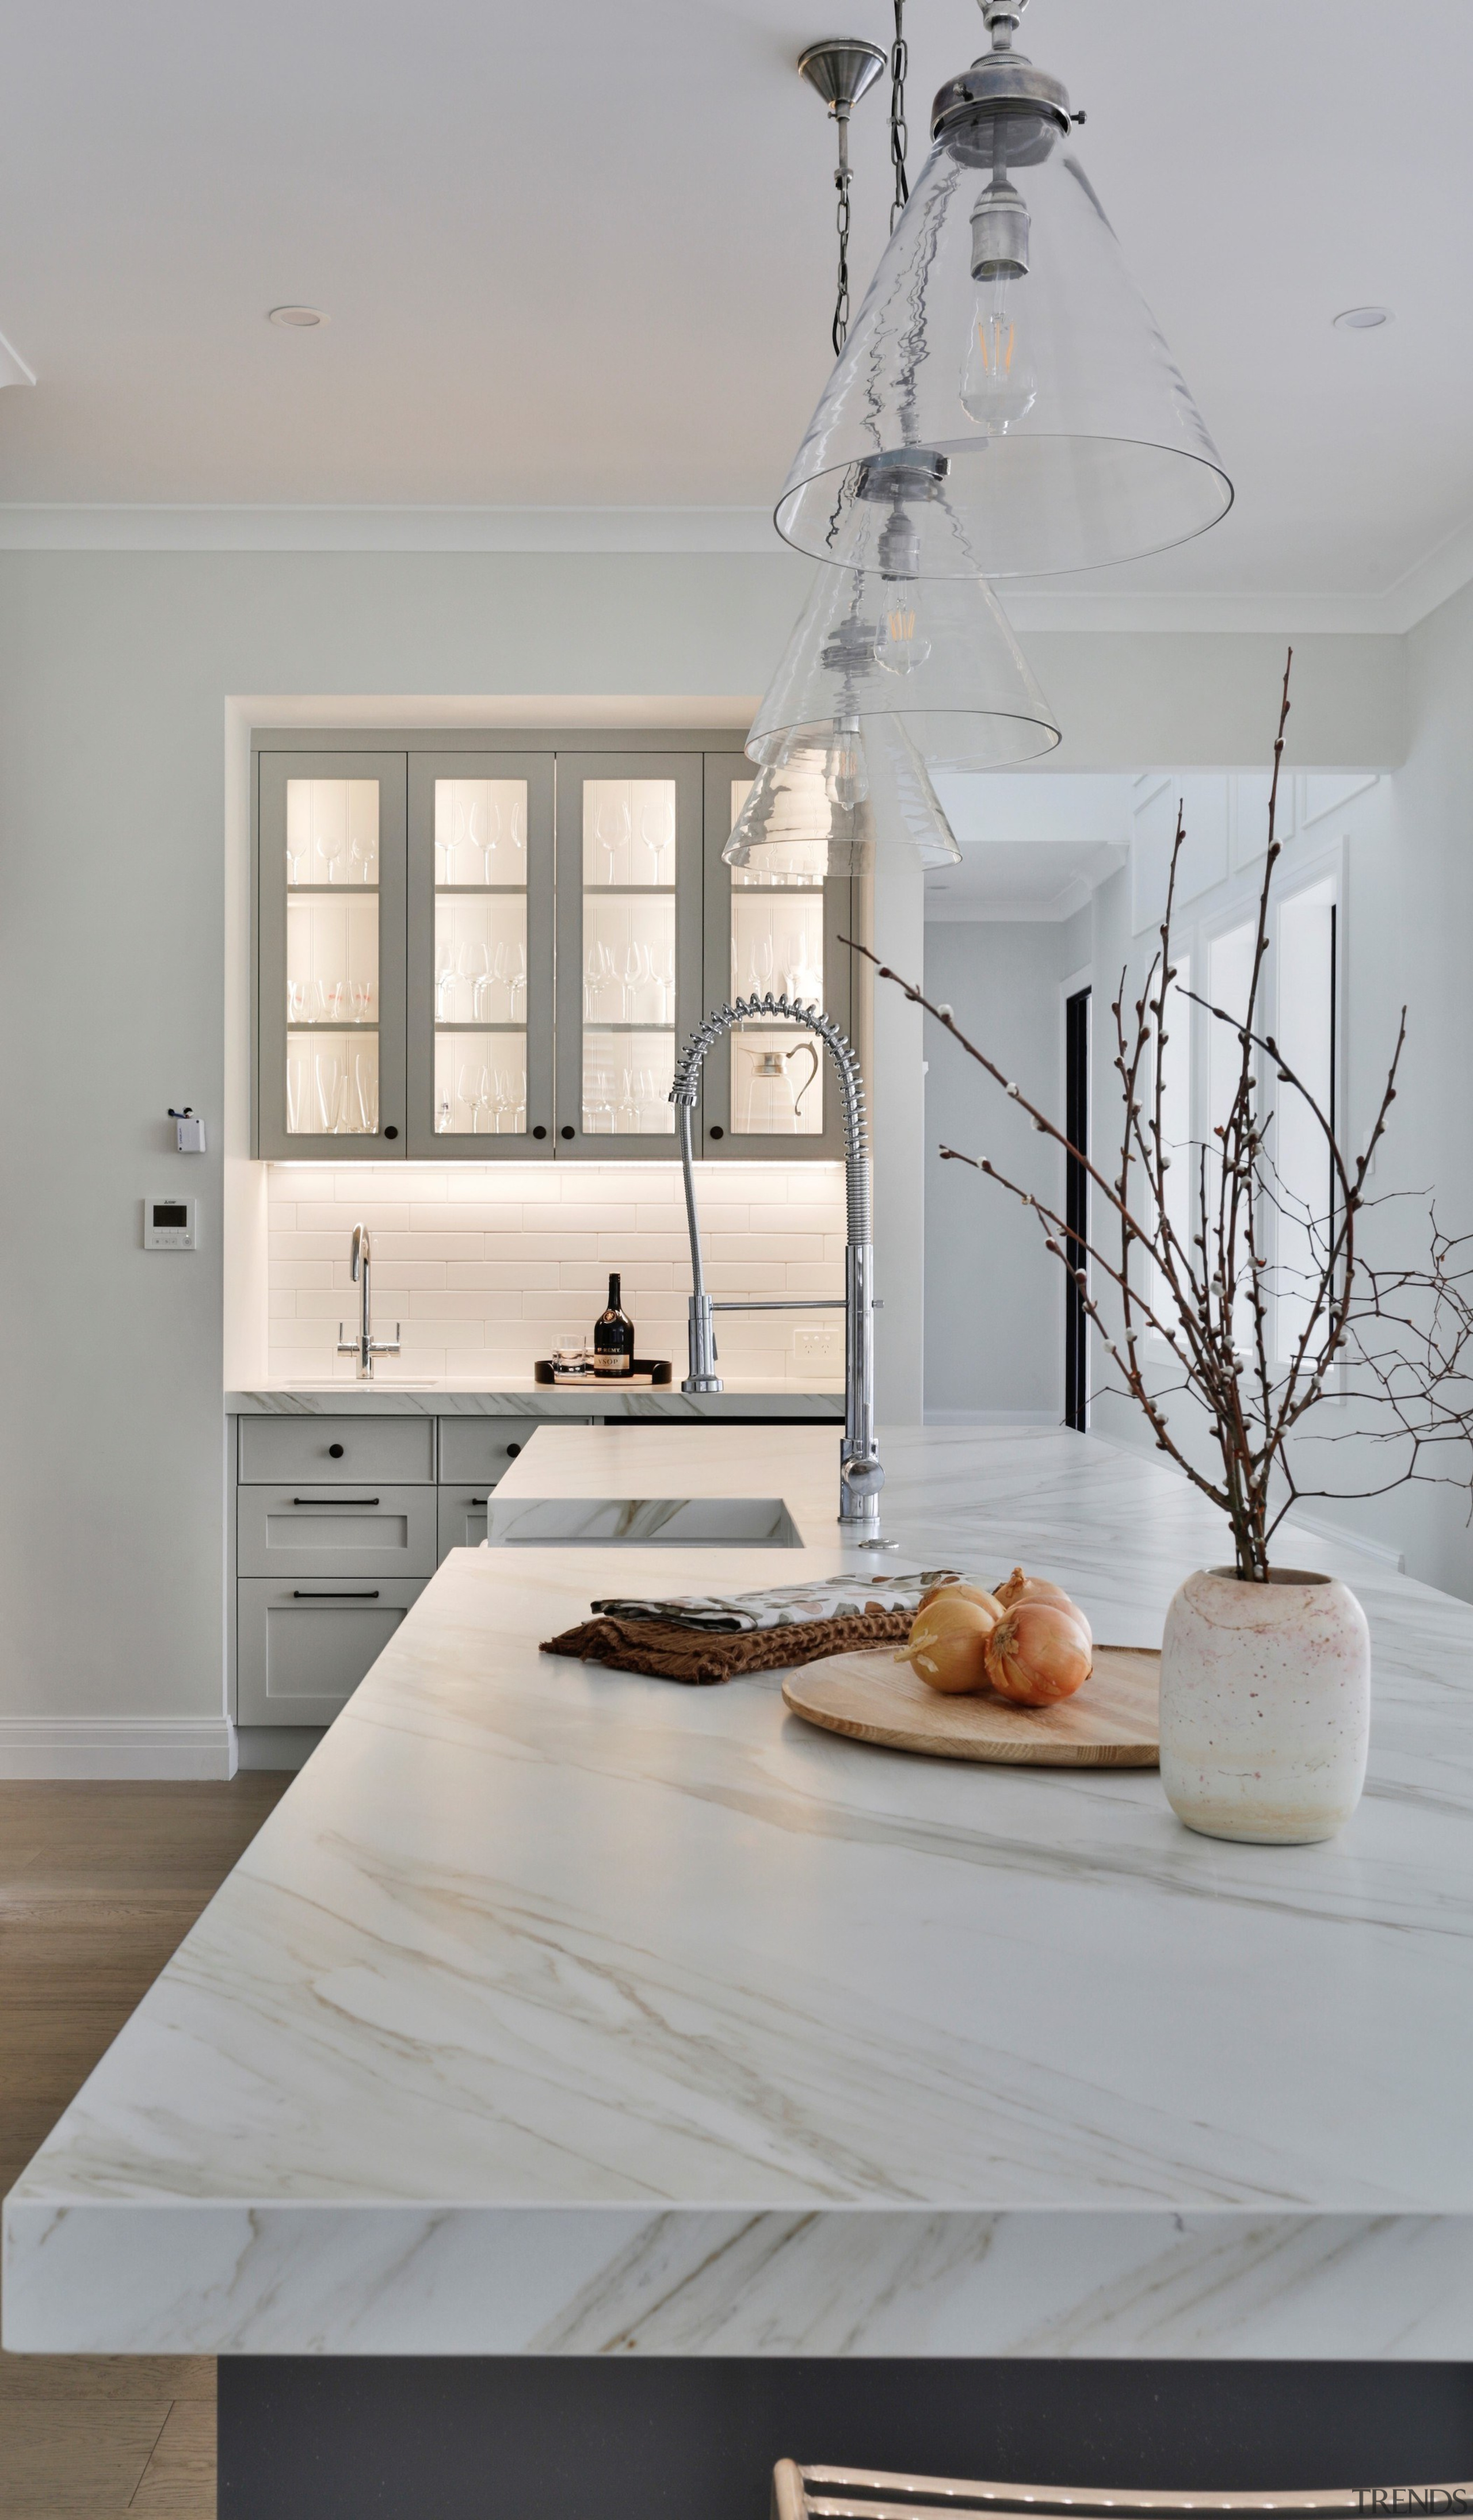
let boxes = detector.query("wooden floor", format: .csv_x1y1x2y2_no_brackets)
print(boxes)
0,1777,292,2519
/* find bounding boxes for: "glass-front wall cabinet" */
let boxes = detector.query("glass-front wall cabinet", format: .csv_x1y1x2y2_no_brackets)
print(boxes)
255,737,852,1162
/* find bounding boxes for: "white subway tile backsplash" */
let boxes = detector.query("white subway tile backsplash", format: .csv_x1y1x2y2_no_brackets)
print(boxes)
265,1160,845,1386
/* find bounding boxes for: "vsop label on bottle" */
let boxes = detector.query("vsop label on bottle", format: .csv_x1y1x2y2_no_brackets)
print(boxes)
593,1272,635,1377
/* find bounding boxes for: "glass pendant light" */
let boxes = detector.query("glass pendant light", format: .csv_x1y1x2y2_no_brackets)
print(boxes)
747,560,1060,780
774,0,1232,579
724,719,964,880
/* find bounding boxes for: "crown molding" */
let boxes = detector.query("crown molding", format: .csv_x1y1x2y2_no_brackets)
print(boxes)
0,499,1468,635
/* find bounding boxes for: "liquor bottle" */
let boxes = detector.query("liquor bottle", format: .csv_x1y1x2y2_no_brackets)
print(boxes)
593,1272,635,1377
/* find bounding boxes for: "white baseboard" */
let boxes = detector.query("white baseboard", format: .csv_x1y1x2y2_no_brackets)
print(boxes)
0,1719,238,1781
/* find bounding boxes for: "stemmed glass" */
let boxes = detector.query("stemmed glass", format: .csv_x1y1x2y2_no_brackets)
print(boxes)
622,940,648,1021
652,937,675,1023
348,814,377,886
504,936,526,1021
748,936,775,999
583,1061,615,1133
584,938,614,1021
593,788,630,886
641,789,675,884
323,979,346,1023
299,977,327,1026
317,807,345,887
461,937,491,1022
480,790,502,885
350,975,374,1024
457,1059,487,1134
436,934,460,1021
494,1066,524,1133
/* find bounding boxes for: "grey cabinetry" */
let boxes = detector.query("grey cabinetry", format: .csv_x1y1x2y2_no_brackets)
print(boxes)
437,1415,540,1562
254,730,842,1166
235,1417,435,1730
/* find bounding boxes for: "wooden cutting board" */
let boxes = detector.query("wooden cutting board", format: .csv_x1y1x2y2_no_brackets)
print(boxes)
783,1643,1161,1767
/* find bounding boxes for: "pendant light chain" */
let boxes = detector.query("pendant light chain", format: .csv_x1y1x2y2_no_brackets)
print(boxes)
888,0,909,233
833,113,853,354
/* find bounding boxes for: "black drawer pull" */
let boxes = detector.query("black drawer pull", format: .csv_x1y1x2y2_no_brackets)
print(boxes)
291,1589,381,1601
469,1496,489,1508
291,1496,381,1507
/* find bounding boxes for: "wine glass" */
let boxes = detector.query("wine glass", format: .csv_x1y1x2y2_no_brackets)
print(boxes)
494,1066,524,1133
583,1060,614,1133
457,1059,484,1134
350,975,373,1024
504,788,526,864
461,937,491,1021
323,978,345,1023
505,936,526,1021
641,789,674,884
287,978,306,1025
316,803,345,887
593,787,629,885
654,937,675,1023
749,936,774,999
622,939,648,1021
436,934,460,1021
583,938,613,1021
617,1067,638,1132
480,789,502,884
286,787,310,887
300,977,326,1026
348,812,377,887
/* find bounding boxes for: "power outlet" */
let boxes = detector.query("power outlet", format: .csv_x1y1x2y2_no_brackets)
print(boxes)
793,1323,841,1368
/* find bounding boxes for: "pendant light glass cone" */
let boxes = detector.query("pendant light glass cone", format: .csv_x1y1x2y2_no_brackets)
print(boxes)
724,719,962,880
747,565,1059,777
774,64,1231,579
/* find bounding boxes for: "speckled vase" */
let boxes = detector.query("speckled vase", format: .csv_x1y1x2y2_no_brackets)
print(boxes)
1159,1567,1370,1844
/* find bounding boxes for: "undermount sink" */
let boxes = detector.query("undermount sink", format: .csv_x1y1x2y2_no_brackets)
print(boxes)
485,1496,803,1548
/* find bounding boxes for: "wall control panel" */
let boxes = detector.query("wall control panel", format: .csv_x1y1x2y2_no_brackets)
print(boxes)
143,1196,198,1251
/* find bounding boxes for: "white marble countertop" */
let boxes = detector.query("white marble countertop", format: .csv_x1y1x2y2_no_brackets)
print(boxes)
226,1382,845,1416
7,1422,1473,2361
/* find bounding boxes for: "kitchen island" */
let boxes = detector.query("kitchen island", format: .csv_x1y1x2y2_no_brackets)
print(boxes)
8,1422,1473,2512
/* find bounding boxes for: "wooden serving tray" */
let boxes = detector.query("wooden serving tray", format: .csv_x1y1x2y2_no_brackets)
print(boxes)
783,1643,1161,1768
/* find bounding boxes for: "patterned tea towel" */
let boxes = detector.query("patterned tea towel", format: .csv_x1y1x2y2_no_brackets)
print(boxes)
584,1571,962,1634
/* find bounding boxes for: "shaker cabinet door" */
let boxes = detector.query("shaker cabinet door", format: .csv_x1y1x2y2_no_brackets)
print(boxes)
553,752,705,1160
698,753,856,1162
405,751,555,1159
236,1578,426,1728
257,751,409,1160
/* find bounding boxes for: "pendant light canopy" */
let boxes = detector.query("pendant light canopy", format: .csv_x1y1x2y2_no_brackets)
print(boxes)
747,562,1059,780
775,0,1232,580
724,716,963,880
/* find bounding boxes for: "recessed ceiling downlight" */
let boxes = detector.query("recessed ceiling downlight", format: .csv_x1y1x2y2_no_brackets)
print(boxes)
1334,306,1392,331
268,305,327,328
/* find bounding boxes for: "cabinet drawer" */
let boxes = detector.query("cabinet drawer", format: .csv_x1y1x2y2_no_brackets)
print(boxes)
237,1578,426,1728
237,1484,438,1580
238,1415,435,1485
438,1489,493,1560
436,1416,543,1484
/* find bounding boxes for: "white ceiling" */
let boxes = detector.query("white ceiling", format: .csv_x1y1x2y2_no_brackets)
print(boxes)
925,772,1131,919
0,1,1470,611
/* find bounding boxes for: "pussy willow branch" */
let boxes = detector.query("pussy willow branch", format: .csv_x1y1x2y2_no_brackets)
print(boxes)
843,650,1473,1576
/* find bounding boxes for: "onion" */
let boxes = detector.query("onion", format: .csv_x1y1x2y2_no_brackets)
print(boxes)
984,1601,1093,1706
993,1567,1092,1647
895,1593,997,1696
918,1580,1006,1621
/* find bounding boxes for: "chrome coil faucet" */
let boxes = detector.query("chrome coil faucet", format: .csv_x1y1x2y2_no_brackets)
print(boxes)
670,996,885,1538
337,1224,401,1381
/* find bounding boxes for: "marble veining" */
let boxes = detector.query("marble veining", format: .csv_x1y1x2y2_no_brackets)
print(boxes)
7,1423,1473,2358
227,1385,845,1418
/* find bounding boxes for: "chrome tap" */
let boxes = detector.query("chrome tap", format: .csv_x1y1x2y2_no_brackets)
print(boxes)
337,1224,401,1381
670,997,886,1539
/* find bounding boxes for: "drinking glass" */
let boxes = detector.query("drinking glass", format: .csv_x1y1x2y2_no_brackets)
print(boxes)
288,978,306,1024
654,938,675,1022
348,826,376,885
436,936,460,1021
314,1050,344,1133
622,940,648,1021
494,1067,524,1133
617,1067,638,1132
300,977,327,1026
749,936,774,997
351,1051,377,1133
641,790,674,884
457,1059,483,1133
594,789,629,885
584,938,613,1020
505,936,526,1021
480,790,501,885
462,937,491,1021
323,979,346,1023
585,1062,615,1133
350,975,373,1024
318,812,345,887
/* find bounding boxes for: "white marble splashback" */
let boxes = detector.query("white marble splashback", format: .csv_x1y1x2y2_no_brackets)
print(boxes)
266,1160,845,1387
8,1425,1473,2361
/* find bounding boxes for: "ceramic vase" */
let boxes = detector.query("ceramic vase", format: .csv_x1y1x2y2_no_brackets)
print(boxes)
1159,1566,1370,1843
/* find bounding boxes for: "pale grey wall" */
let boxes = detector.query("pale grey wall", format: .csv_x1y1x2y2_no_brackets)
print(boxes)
922,917,1086,1422
0,548,1424,1737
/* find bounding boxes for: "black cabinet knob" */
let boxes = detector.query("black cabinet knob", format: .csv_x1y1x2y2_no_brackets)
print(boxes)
383,1125,399,1140
532,1125,547,1140
506,1442,521,1458
560,1124,575,1140
328,1443,345,1459
709,1124,724,1141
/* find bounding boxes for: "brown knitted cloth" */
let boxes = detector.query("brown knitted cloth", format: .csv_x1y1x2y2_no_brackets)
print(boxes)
540,1606,911,1685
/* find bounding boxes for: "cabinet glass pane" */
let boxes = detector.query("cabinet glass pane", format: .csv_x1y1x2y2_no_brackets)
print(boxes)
434,1033,527,1136
434,896,527,1023
582,779,677,886
286,778,382,1137
582,1030,676,1135
287,779,379,885
581,778,677,1134
287,1031,379,1136
433,776,531,1140
435,779,526,884
728,777,825,1136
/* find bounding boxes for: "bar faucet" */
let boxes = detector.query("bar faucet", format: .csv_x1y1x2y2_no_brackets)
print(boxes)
671,995,886,1540
337,1224,401,1381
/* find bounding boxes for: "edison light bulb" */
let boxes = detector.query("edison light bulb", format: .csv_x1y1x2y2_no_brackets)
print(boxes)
873,588,931,677
961,175,1037,432
823,720,869,811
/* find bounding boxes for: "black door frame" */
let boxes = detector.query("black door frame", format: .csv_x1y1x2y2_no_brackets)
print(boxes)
1064,985,1090,1432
